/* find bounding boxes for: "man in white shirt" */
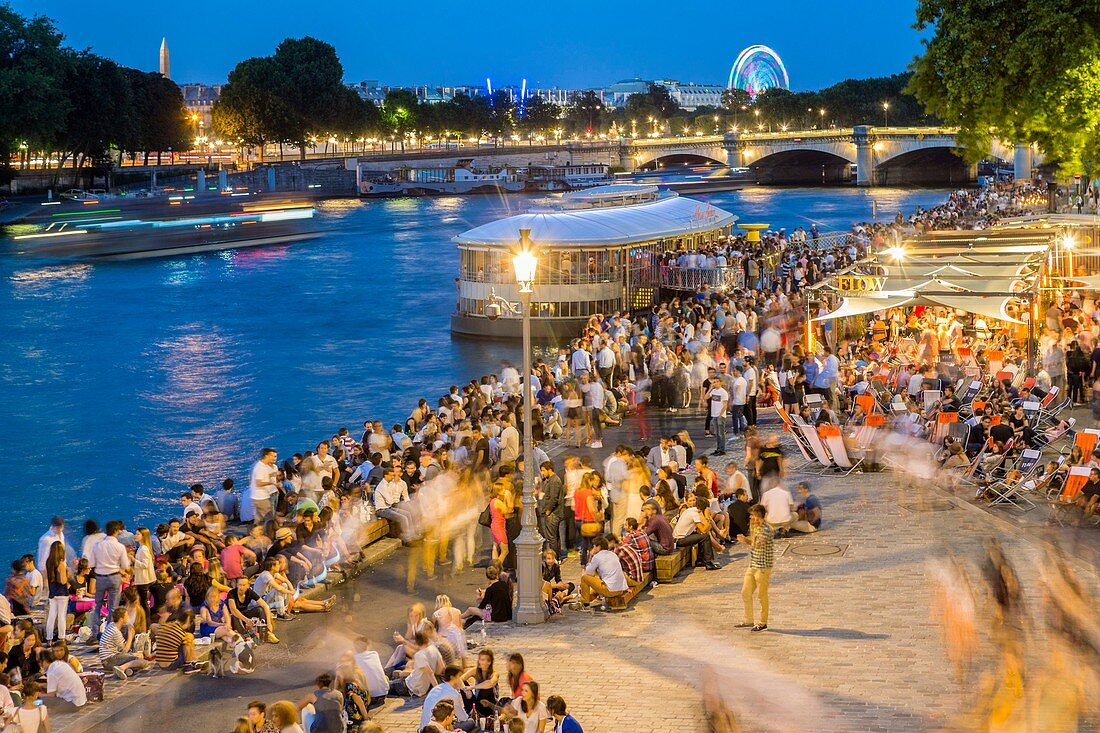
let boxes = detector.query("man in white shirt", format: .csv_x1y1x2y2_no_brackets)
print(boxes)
760,484,816,534
89,520,131,640
390,631,443,697
353,637,391,701
709,380,730,456
729,367,748,438
743,356,759,427
596,344,617,387
374,466,412,539
420,666,476,731
672,496,719,569
570,342,592,376
249,448,279,526
603,446,631,536
180,492,202,519
301,442,339,501
37,516,67,573
579,373,606,448
498,413,520,466
579,536,629,605
45,646,87,709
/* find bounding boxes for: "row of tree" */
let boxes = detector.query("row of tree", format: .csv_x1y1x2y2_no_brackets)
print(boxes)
0,3,189,183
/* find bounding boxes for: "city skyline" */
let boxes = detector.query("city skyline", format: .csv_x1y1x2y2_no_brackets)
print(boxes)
10,0,926,90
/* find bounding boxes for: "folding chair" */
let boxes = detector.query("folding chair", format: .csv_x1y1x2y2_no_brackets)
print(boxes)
792,417,835,470
1075,429,1100,457
956,380,983,411
987,351,1004,376
774,406,816,468
930,411,959,446
855,393,877,417
1021,401,1041,427
855,413,886,450
922,389,942,415
1049,466,1091,525
1036,417,1076,449
820,424,864,475
987,449,1040,510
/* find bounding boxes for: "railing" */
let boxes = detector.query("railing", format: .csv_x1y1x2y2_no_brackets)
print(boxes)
660,266,744,291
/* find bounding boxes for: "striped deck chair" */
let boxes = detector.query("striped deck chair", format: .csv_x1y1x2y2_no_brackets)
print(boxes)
987,449,1040,510
922,389,942,416
956,380,983,415
930,411,959,446
987,350,1004,376
774,406,816,467
1075,429,1100,457
791,416,835,470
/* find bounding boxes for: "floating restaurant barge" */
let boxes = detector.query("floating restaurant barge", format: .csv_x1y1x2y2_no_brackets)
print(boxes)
451,184,738,339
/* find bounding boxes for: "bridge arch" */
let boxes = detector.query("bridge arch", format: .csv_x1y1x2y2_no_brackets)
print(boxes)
635,152,727,171
745,148,854,185
874,145,969,186
630,144,728,171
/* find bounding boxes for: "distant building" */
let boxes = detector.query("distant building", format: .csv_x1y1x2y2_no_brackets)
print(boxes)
603,78,723,111
179,83,221,134
159,37,170,79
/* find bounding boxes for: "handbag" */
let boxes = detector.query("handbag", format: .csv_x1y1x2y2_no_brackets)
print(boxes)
477,503,493,528
579,521,603,538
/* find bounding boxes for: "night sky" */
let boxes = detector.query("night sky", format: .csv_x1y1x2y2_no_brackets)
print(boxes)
10,0,925,90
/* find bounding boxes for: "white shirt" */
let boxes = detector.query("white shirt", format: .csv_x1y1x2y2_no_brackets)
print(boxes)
90,535,131,575
249,460,279,501
603,455,629,503
708,387,729,418
47,660,87,706
407,645,444,696
354,650,391,699
673,507,704,539
509,699,551,733
584,549,629,592
420,681,469,729
731,377,748,405
761,486,795,524
499,425,520,465
81,533,105,564
374,479,410,511
182,501,202,518
743,366,758,396
37,529,65,572
302,454,338,495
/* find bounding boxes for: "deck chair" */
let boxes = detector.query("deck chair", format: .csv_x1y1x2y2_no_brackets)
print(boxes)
922,389,942,415
855,413,886,450
930,411,959,445
987,449,1040,510
792,417,835,470
855,393,877,417
819,424,864,475
1049,466,1091,525
956,380,983,412
1074,429,1100,457
1035,417,1076,449
987,350,1004,375
805,392,824,416
1021,401,1041,427
774,406,816,467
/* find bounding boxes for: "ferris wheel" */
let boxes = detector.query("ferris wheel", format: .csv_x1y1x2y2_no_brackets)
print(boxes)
727,45,790,97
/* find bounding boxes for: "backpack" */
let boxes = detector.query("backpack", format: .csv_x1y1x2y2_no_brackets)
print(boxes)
209,638,255,677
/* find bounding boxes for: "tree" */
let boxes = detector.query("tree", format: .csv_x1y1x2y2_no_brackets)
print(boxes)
721,87,751,113
565,90,606,134
382,88,419,145
909,0,1100,173
625,83,681,122
271,36,353,159
213,56,294,160
54,52,132,178
520,95,561,135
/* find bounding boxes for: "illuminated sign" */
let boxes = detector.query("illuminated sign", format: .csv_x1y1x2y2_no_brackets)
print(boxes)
836,275,887,293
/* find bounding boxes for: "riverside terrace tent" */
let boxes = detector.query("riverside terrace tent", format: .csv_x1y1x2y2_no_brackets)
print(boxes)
810,230,1055,324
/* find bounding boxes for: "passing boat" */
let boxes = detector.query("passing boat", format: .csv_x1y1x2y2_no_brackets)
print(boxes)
358,173,403,197
525,163,613,192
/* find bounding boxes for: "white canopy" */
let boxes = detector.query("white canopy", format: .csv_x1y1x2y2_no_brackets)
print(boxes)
453,192,737,248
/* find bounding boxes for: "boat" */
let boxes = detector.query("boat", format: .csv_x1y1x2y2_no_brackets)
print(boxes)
451,184,738,339
392,160,525,195
358,173,403,198
9,199,320,261
525,163,613,192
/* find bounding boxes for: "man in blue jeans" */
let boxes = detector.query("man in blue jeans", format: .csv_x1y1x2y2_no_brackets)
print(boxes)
89,520,130,640
709,380,729,456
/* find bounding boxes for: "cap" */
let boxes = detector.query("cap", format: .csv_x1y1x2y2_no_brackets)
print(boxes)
275,528,294,541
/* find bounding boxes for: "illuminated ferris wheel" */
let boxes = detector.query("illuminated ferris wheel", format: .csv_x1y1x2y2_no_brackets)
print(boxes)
727,45,790,97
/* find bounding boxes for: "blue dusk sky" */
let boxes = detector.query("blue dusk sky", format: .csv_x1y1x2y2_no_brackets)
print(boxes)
10,0,925,90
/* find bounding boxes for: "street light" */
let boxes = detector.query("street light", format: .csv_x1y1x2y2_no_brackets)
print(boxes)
882,101,890,127
491,231,544,625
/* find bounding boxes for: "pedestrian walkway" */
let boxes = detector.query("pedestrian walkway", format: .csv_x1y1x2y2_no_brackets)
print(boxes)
366,417,1100,732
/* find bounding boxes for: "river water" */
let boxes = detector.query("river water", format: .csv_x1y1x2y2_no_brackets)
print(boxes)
0,185,952,558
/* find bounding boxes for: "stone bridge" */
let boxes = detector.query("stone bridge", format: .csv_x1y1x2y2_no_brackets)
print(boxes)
627,127,1043,186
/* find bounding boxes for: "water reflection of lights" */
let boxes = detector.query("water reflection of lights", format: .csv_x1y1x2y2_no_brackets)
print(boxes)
9,264,94,296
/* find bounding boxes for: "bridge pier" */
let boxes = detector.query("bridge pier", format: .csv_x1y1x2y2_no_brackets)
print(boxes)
854,125,873,187
1013,143,1033,182
619,141,635,172
723,132,742,168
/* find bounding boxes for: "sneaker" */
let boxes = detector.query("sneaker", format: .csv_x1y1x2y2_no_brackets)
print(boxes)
181,663,199,675
588,441,603,448
265,632,280,644
704,431,714,437
751,624,768,632
112,666,128,682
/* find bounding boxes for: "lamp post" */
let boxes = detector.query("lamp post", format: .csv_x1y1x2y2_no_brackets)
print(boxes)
485,233,545,625
882,101,890,128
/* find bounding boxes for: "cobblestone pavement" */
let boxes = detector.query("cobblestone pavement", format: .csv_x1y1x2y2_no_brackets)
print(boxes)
366,412,1100,733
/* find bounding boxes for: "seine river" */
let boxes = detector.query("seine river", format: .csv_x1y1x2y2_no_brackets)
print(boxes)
0,186,951,558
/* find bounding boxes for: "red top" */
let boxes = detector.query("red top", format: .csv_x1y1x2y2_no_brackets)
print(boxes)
574,487,597,522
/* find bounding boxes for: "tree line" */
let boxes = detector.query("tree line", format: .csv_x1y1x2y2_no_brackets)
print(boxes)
0,3,189,184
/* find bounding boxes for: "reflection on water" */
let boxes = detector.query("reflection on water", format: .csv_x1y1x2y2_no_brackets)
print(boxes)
0,186,953,558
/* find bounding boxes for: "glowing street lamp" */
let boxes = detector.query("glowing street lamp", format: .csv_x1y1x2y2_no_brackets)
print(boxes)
882,101,890,127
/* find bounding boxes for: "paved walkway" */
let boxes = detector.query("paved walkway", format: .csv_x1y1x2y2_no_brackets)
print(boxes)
365,411,1100,732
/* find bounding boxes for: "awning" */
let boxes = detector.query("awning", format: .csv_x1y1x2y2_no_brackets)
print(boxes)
812,294,914,321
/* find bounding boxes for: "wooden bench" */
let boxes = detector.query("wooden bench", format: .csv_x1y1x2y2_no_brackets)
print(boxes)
360,517,391,545
655,546,695,582
606,572,653,610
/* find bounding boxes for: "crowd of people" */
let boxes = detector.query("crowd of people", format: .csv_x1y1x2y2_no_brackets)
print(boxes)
2,179,1072,733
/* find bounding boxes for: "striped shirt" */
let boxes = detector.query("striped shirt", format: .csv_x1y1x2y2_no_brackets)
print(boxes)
98,622,126,665
614,543,644,583
154,622,189,666
749,522,776,569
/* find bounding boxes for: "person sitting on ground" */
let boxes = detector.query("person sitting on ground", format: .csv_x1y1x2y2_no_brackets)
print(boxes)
546,695,583,733
352,637,391,707
541,549,574,613
727,489,752,539
421,699,459,733
227,575,281,643
579,535,630,606
501,680,551,733
760,483,816,536
389,630,443,697
154,610,201,674
297,672,344,733
198,586,238,644
43,644,86,710
672,497,720,570
268,700,304,733
98,607,152,681
641,500,675,556
722,462,750,503
420,665,476,732
461,566,512,627
12,681,47,733
795,482,823,530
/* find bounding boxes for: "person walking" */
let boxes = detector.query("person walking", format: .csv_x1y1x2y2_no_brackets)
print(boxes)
249,448,279,526
89,520,130,640
736,504,774,632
